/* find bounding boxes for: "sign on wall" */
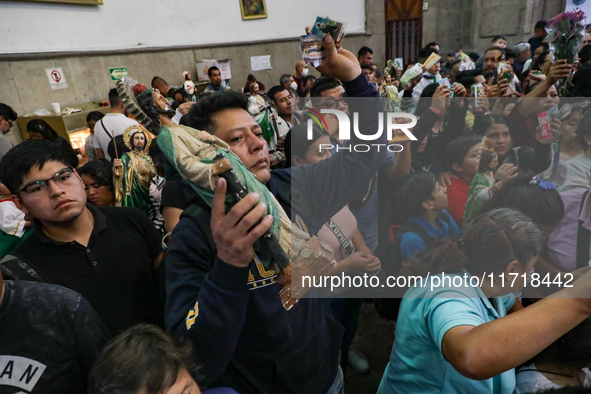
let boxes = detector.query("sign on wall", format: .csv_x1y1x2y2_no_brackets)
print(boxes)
109,67,128,81
250,55,272,71
45,67,68,90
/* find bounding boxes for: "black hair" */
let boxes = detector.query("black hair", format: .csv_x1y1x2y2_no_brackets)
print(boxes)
108,88,122,107
531,51,551,71
184,91,248,133
425,42,439,48
414,83,440,117
580,44,591,64
456,69,484,91
447,52,457,58
151,76,167,89
310,77,341,98
284,123,327,167
86,111,105,123
401,208,542,277
267,85,287,101
88,324,198,394
358,46,373,58
0,139,70,194
534,20,547,30
301,75,317,88
576,110,591,150
531,317,591,370
207,66,220,77
504,48,516,60
396,172,438,218
492,35,507,43
473,114,511,137
539,42,550,51
26,119,58,140
484,46,506,58
445,135,482,172
476,175,564,229
468,52,480,62
174,87,188,101
417,47,437,63
0,103,17,122
78,159,114,191
450,58,462,69
565,63,591,98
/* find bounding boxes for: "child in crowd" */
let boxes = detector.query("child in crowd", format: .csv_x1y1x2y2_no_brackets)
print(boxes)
378,208,591,394
88,324,237,394
463,139,501,223
396,172,460,261
444,135,483,227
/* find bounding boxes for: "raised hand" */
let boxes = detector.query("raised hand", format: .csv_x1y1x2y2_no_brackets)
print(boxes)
211,178,274,267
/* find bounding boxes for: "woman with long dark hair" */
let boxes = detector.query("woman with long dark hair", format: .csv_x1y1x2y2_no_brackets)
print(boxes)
378,208,591,393
26,119,79,168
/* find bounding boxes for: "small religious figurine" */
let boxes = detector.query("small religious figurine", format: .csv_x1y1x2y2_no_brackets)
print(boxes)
463,138,502,222
380,59,402,113
183,71,197,102
113,125,164,232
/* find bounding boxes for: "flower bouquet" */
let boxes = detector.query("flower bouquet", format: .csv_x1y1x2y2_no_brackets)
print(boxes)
544,8,586,65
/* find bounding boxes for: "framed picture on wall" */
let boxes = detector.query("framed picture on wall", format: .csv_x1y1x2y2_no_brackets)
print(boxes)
239,0,267,20
4,0,102,4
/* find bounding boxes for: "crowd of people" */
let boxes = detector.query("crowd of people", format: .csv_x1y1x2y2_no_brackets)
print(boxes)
1,19,591,394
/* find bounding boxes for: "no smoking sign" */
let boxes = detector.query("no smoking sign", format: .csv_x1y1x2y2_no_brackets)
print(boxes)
45,67,68,90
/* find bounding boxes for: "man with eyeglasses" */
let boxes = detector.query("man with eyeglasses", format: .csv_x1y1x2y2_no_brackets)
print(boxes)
0,103,16,162
0,140,165,336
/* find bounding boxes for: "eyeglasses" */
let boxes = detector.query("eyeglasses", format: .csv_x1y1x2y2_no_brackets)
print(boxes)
319,97,346,109
17,167,77,197
2,118,14,128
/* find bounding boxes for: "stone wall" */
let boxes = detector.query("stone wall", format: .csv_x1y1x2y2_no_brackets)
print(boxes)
422,0,566,56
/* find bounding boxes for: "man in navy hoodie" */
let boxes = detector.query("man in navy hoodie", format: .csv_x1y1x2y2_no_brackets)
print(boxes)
164,35,386,393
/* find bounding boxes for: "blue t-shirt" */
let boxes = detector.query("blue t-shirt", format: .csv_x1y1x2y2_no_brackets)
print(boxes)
377,270,516,394
399,210,460,260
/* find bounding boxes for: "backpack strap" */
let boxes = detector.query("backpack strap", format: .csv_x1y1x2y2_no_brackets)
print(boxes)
576,190,591,269
0,253,46,282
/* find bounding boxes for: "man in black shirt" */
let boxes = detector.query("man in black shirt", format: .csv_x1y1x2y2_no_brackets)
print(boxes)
0,140,164,335
0,269,109,393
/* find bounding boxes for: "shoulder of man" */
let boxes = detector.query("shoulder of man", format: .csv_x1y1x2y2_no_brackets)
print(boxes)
7,280,85,309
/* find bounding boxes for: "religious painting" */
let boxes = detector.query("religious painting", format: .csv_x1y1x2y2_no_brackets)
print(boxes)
240,0,267,20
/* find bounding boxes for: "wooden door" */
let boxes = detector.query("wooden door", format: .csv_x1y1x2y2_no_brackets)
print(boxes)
386,0,423,67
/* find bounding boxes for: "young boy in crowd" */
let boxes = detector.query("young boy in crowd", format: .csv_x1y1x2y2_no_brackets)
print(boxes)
88,324,237,394
396,172,460,260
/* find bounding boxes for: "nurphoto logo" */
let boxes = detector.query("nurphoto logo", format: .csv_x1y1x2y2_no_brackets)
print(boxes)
306,109,417,153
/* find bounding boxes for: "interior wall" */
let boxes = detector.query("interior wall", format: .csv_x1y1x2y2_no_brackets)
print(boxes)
0,0,385,145
0,0,366,54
